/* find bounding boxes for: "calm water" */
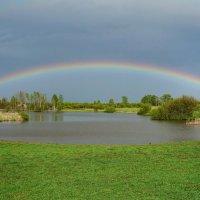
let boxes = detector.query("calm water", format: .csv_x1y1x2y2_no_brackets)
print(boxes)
0,112,200,144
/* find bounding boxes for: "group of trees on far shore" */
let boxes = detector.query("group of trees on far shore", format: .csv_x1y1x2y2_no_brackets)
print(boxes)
0,92,200,120
141,94,173,106
0,92,173,112
0,91,63,112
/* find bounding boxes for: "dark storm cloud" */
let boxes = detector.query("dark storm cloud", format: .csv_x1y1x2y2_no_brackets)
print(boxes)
0,0,200,100
0,0,200,74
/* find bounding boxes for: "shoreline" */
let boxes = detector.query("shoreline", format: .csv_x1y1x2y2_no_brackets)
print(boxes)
0,112,23,122
186,118,200,125
62,107,140,114
0,139,199,146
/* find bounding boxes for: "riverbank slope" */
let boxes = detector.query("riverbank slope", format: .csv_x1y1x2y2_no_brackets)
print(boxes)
0,112,23,122
0,141,199,199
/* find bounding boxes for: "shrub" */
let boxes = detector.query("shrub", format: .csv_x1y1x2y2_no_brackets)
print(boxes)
137,103,151,115
11,116,16,122
104,106,116,113
94,108,98,112
20,112,29,121
151,106,170,120
193,111,200,118
151,96,198,120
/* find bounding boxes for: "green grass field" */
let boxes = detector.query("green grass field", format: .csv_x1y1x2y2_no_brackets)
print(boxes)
1,141,200,200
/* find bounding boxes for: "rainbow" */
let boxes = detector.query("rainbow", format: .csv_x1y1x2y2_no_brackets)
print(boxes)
0,61,200,85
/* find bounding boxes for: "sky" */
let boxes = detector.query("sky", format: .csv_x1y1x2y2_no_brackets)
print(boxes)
0,0,200,102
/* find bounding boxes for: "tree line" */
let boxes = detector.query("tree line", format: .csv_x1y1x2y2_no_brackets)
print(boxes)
1,92,200,120
0,92,175,111
0,91,64,112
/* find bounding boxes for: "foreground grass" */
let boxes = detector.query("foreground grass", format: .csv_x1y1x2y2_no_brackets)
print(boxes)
0,141,200,200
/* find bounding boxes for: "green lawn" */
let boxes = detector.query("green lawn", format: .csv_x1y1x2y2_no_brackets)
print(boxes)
0,141,200,200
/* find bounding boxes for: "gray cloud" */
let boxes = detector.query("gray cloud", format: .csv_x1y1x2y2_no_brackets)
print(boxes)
0,0,200,100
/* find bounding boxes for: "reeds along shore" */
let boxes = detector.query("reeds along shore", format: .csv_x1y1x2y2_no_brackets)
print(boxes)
186,118,200,125
0,112,23,122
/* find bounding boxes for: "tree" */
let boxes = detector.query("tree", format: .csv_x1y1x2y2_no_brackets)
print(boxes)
0,97,8,109
108,98,114,105
15,91,27,110
160,94,173,104
141,95,160,106
40,94,48,111
51,94,58,111
122,96,128,105
57,95,64,111
10,96,16,110
26,93,30,111
30,91,48,111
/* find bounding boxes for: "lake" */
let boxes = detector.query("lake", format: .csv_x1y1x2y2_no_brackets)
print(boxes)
0,112,200,144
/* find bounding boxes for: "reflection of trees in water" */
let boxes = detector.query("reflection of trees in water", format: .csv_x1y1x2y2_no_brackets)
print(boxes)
29,112,64,122
51,112,64,122
30,112,49,122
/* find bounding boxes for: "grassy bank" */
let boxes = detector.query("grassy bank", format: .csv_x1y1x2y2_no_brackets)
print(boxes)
0,112,23,122
115,107,140,114
63,108,104,113
1,141,200,199
63,107,140,114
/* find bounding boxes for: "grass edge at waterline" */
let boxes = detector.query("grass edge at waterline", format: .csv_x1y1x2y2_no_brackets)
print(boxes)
0,112,24,122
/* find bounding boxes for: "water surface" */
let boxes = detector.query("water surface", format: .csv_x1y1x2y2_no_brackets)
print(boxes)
0,112,200,144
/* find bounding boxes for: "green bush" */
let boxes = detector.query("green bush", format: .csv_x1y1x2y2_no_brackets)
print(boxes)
151,96,198,120
20,112,29,121
193,111,200,118
94,108,98,112
137,103,151,115
151,106,170,120
104,106,116,113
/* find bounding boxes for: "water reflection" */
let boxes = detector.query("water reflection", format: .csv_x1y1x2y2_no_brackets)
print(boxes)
51,112,64,122
0,112,200,144
29,112,64,122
